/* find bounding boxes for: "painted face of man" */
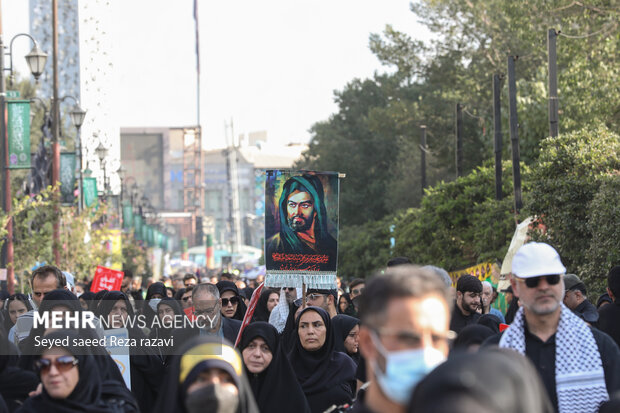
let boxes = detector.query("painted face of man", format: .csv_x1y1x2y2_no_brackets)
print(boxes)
286,190,315,232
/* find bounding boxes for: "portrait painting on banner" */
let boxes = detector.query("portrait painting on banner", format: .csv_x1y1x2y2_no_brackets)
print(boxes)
265,170,339,273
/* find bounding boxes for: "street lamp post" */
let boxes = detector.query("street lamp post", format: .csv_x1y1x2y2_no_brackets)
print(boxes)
95,142,109,200
61,97,86,212
0,32,47,293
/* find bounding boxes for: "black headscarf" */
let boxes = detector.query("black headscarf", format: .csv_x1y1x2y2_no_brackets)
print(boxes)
0,329,38,411
331,314,360,364
216,281,248,321
17,330,138,413
152,336,259,413
150,297,184,342
288,307,356,413
409,348,553,413
250,289,276,323
505,296,520,324
18,289,125,386
451,325,495,354
338,293,356,316
2,293,32,332
97,291,164,413
239,322,310,413
477,313,501,334
78,292,96,312
146,282,167,300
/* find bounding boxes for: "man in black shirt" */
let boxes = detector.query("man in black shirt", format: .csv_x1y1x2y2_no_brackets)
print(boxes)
598,266,620,349
484,243,620,413
449,274,482,334
562,273,599,325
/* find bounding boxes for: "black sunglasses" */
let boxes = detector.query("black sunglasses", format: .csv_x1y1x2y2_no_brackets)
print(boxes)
221,296,240,306
518,274,561,288
35,355,78,374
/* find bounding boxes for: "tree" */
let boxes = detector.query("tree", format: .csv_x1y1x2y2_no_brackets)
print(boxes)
526,125,620,291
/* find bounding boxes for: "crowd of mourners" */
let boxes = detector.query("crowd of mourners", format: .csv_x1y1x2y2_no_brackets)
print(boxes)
0,242,620,413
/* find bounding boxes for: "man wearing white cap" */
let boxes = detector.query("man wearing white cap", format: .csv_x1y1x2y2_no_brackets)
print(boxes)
484,242,620,413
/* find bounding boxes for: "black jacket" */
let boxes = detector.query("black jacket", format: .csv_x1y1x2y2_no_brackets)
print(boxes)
598,302,620,349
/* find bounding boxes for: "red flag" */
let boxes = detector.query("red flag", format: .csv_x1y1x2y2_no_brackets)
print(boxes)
234,282,265,347
90,266,124,292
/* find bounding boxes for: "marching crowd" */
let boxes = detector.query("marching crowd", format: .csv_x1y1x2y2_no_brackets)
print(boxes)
0,242,620,413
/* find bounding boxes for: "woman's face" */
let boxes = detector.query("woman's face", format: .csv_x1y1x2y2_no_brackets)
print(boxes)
157,303,175,325
108,300,129,329
339,296,348,313
298,310,327,351
8,299,28,325
242,337,273,374
186,368,239,396
166,289,174,298
343,324,360,355
40,347,79,400
267,293,279,312
220,291,239,319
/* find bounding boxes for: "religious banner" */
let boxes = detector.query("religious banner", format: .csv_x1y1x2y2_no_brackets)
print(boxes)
104,328,132,389
59,152,76,204
7,100,31,169
264,170,339,289
90,265,124,292
83,177,98,207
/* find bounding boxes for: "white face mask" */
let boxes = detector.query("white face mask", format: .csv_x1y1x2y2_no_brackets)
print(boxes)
370,331,446,404
148,298,162,312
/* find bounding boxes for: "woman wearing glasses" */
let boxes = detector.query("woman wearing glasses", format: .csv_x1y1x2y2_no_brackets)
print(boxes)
17,330,138,413
288,306,357,413
332,314,361,366
216,281,248,321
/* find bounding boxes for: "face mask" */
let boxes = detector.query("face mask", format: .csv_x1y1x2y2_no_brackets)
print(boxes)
185,383,239,413
370,331,445,405
148,298,162,312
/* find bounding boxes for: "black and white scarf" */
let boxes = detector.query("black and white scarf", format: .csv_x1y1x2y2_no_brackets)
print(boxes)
499,304,608,413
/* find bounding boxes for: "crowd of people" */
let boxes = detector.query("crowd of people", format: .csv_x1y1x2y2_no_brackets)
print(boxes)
0,242,619,412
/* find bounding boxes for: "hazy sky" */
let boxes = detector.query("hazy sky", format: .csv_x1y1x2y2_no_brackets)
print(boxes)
2,0,432,149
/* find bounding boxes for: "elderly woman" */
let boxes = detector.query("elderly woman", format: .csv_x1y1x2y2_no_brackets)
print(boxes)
153,336,258,413
288,306,357,413
239,322,310,413
16,330,138,413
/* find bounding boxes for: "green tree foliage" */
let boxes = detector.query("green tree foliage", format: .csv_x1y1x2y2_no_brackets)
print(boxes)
337,214,395,279
526,125,620,290
393,160,527,271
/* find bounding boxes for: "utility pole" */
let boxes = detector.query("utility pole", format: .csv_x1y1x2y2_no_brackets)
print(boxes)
52,0,61,264
493,74,503,200
548,28,559,138
455,103,463,178
507,56,523,213
420,125,427,197
0,8,11,292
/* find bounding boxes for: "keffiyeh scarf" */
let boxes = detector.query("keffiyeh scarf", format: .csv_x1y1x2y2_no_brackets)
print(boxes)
500,304,608,413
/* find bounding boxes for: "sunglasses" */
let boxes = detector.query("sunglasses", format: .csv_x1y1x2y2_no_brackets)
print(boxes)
284,287,296,292
35,355,78,374
351,288,365,295
307,293,327,301
517,274,561,288
221,296,240,306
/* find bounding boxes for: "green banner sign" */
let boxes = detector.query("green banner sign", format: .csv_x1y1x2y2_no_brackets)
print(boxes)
134,215,143,240
141,222,148,243
148,227,155,247
7,100,31,169
60,152,76,205
122,203,134,229
83,177,98,207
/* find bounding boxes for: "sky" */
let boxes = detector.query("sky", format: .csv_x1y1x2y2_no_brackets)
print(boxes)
2,0,433,149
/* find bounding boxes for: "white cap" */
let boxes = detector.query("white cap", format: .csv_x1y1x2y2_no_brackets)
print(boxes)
512,242,566,278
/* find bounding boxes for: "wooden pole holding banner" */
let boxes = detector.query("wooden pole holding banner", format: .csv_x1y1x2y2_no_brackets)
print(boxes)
302,282,307,308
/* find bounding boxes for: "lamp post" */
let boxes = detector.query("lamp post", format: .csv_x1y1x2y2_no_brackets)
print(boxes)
0,32,48,293
61,97,86,212
95,142,109,200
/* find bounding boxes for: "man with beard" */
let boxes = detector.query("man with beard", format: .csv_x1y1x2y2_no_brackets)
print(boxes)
266,174,337,271
450,274,482,334
484,243,620,412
